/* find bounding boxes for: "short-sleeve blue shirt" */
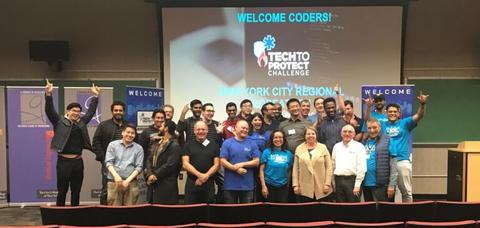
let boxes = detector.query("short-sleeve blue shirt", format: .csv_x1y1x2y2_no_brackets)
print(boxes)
380,116,415,161
220,137,260,191
248,131,270,153
260,148,293,187
364,139,377,187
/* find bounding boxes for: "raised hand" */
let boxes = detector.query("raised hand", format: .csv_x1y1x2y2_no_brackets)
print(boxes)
334,83,339,94
90,83,100,96
45,78,53,96
363,97,374,107
216,122,224,134
417,91,429,104
181,104,190,115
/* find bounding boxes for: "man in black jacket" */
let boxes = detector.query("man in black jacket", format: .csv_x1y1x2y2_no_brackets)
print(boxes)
45,79,100,206
92,101,129,205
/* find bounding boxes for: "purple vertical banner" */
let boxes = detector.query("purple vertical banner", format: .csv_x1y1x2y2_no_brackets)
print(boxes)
7,86,59,204
126,86,164,126
77,92,101,126
361,85,415,118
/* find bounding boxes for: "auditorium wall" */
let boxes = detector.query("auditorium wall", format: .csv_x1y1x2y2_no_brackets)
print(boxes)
0,0,160,81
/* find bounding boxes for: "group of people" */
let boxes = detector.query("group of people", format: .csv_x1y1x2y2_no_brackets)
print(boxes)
44,80,429,206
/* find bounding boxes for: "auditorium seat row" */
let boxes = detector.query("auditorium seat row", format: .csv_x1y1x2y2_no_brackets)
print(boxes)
40,201,480,227
7,220,480,227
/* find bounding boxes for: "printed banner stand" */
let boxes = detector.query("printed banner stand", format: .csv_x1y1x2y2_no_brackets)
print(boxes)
64,87,113,204
126,86,164,203
361,85,415,203
126,86,164,129
0,87,8,207
7,86,59,205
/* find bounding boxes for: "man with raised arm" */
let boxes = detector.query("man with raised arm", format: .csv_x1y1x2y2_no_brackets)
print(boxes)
364,91,429,202
44,79,100,206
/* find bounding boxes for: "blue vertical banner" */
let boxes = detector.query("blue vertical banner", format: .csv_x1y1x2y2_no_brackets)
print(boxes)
361,85,416,119
126,86,164,127
7,86,59,204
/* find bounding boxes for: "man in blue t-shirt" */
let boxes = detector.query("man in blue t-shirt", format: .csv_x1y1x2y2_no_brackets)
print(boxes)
361,93,388,134
220,120,260,203
364,92,429,202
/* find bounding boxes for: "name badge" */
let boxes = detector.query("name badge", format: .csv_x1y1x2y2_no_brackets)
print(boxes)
288,129,296,135
202,139,210,146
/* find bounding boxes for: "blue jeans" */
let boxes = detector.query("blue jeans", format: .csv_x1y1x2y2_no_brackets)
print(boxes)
223,190,254,204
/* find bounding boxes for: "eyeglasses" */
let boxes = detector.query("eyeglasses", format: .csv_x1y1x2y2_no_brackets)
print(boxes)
227,109,236,112
205,110,215,113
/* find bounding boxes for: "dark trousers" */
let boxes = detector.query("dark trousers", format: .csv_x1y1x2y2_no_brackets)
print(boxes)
214,170,224,204
56,156,84,206
100,162,108,205
362,185,388,202
335,175,360,202
224,190,254,204
266,183,289,203
184,179,215,204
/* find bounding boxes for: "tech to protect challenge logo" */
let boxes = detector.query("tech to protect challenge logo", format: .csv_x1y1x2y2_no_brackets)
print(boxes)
253,34,310,77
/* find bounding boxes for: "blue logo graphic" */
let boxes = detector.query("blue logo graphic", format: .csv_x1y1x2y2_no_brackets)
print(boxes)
263,35,276,51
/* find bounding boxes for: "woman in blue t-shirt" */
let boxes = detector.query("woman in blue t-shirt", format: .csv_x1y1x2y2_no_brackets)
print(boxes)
247,112,271,152
259,130,293,203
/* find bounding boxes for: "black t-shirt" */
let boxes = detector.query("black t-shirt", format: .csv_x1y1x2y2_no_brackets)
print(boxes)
182,139,220,181
62,123,84,154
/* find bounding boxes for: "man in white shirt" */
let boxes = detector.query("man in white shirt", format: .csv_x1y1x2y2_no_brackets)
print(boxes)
332,124,367,202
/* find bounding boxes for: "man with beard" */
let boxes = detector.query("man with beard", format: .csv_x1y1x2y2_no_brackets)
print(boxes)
371,94,388,122
93,101,130,205
261,102,279,132
273,102,288,122
138,109,166,166
221,102,239,140
308,84,344,125
178,99,203,143
317,97,347,154
361,93,388,133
